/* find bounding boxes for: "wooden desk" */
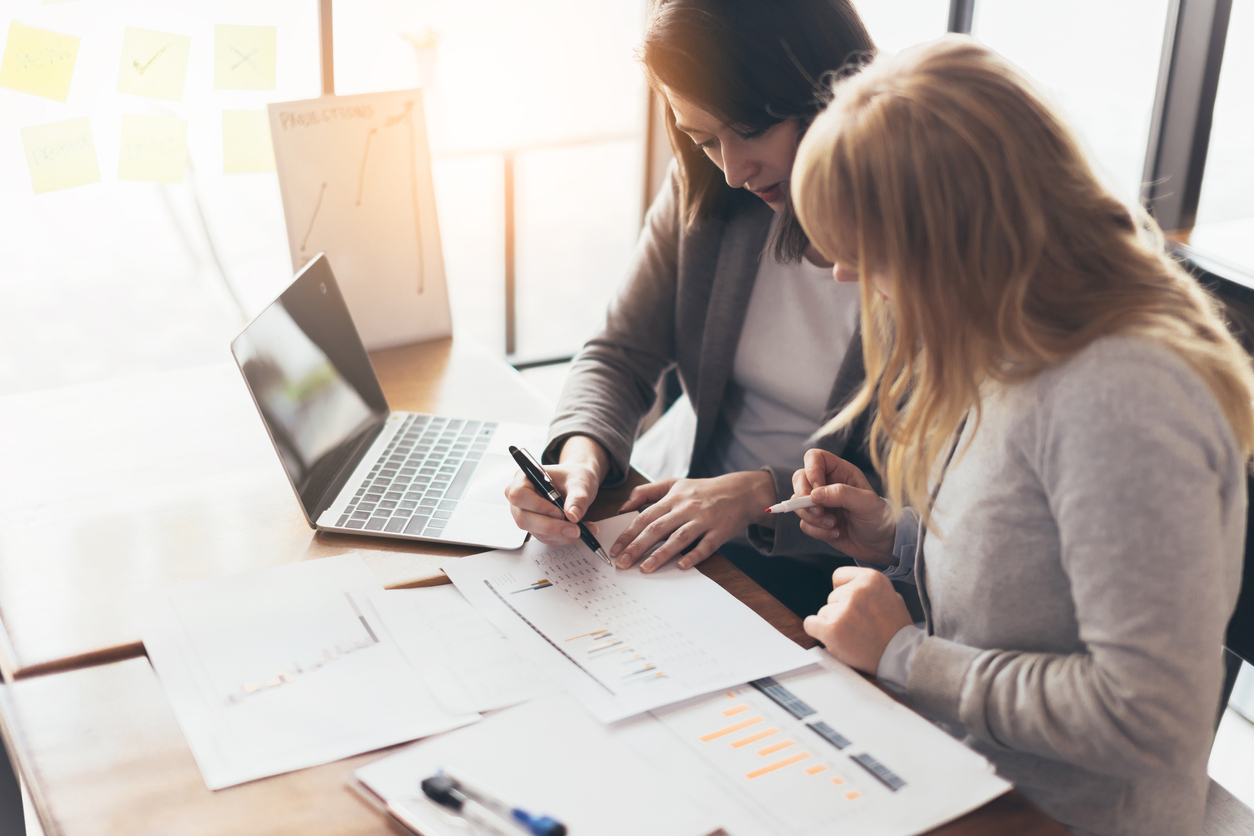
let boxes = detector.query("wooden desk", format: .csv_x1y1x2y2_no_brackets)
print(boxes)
0,339,1066,835
0,339,551,680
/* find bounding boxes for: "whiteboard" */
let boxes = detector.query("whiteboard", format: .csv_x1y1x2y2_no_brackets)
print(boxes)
268,89,451,351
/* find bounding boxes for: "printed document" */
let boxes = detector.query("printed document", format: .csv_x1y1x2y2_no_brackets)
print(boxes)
353,692,720,836
141,554,477,789
441,513,814,722
614,648,1011,836
369,585,551,715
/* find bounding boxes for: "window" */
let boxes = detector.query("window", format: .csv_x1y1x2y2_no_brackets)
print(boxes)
972,0,1172,207
0,1,319,394
1191,0,1254,270
333,1,648,359
855,0,951,55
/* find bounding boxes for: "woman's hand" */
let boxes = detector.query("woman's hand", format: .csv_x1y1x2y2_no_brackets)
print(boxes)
504,435,608,545
610,470,777,572
803,567,913,674
792,449,896,565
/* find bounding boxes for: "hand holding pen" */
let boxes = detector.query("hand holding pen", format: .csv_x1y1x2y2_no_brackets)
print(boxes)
509,446,613,565
791,449,897,565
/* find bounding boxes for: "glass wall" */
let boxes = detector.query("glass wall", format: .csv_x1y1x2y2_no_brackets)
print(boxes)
1191,0,1254,270
0,0,647,398
333,0,647,358
0,2,319,394
855,0,951,54
972,0,1172,208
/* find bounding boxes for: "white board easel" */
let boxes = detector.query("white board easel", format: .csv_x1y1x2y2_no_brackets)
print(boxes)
268,89,451,351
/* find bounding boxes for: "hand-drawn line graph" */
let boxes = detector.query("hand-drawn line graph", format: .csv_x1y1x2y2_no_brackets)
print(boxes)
290,98,427,294
300,182,328,256
355,128,377,206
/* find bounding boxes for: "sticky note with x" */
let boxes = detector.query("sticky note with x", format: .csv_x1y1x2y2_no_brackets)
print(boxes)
214,24,276,90
117,26,191,101
0,21,80,102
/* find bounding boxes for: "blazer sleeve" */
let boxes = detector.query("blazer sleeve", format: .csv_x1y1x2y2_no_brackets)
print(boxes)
905,349,1245,780
543,164,682,486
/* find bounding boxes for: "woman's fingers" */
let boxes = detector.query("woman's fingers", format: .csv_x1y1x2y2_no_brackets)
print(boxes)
615,510,686,568
509,506,582,543
611,499,670,566
505,469,586,543
803,449,873,494
619,479,676,513
639,521,701,572
810,481,882,515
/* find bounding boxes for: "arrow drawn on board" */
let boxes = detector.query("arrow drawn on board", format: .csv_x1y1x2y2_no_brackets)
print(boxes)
355,128,377,206
300,181,328,254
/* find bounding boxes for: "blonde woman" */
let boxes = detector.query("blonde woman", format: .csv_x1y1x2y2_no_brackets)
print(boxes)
788,37,1254,836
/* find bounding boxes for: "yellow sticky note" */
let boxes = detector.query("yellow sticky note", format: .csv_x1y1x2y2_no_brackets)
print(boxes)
214,25,276,90
223,110,275,173
0,21,80,102
116,26,191,102
118,114,187,183
21,117,101,193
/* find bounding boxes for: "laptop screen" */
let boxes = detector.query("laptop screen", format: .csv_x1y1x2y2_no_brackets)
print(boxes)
231,255,389,521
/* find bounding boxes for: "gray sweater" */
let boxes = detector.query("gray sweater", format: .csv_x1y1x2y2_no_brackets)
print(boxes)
905,336,1245,836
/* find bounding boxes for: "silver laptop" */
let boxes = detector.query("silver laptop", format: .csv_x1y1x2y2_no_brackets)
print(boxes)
231,254,545,549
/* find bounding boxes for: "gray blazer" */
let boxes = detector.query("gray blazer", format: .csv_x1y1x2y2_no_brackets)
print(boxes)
545,165,873,557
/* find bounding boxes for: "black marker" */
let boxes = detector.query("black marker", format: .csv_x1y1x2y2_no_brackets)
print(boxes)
509,445,613,566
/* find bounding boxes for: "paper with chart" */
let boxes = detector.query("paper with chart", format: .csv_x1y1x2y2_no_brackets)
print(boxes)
140,554,478,789
441,513,815,722
627,648,1010,836
268,89,451,351
368,585,551,715
354,693,720,836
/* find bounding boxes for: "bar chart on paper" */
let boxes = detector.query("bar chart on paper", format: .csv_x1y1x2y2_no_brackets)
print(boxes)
648,653,1012,836
442,513,816,722
485,547,724,696
656,680,880,834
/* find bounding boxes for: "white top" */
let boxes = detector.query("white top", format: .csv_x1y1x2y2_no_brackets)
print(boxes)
701,228,861,478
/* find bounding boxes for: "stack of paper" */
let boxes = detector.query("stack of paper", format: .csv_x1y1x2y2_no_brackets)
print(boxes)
441,513,816,722
353,692,721,836
141,555,483,789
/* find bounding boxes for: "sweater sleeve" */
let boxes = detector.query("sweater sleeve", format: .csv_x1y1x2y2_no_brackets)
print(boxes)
907,344,1245,779
543,164,682,486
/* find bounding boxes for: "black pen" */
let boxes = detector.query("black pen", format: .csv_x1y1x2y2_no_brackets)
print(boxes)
509,445,613,566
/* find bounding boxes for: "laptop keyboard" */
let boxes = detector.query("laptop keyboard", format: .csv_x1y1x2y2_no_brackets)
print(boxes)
335,415,497,539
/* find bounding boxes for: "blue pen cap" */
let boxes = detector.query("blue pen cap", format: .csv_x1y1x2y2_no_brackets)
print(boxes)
512,808,567,836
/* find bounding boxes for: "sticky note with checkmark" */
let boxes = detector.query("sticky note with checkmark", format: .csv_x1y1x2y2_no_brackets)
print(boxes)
214,24,276,90
117,26,191,101
0,21,80,102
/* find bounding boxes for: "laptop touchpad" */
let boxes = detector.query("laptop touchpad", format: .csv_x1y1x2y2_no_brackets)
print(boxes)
459,454,514,504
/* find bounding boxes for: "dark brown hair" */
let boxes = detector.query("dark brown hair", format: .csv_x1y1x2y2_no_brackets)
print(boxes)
640,0,874,262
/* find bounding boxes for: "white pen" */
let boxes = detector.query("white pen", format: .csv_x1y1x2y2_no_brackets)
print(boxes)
764,495,818,514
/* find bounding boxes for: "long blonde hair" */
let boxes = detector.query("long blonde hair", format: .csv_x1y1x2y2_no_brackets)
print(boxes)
793,36,1254,525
